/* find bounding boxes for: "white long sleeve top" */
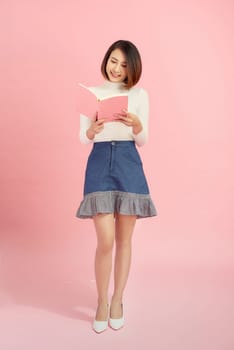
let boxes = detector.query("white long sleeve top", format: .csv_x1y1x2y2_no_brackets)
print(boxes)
79,80,149,147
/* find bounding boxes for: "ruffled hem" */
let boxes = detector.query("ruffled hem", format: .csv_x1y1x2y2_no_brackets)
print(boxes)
76,191,157,219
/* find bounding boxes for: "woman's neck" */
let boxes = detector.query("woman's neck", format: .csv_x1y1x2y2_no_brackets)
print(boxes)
103,79,126,90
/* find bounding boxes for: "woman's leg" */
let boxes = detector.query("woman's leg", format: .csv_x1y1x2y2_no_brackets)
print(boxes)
110,214,137,318
93,213,115,321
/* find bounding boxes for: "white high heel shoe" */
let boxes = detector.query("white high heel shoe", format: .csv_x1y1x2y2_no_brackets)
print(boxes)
109,303,124,330
93,304,109,334
93,319,108,333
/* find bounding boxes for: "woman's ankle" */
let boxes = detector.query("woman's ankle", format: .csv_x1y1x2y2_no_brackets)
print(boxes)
111,295,123,304
97,298,109,306
95,303,109,321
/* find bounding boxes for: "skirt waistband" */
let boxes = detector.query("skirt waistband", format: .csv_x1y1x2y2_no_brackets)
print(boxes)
93,141,135,148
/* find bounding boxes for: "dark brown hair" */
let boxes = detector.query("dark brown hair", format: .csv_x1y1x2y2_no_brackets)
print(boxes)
101,40,142,89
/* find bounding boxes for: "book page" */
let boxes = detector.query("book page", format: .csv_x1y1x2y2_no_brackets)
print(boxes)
78,83,128,122
97,95,128,121
77,84,98,120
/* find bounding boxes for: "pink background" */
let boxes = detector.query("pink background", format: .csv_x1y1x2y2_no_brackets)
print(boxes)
0,0,234,349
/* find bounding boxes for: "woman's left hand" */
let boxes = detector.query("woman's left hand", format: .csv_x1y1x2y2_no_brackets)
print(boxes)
116,110,143,134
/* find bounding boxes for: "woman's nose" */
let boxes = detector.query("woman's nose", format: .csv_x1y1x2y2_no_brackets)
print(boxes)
114,63,121,72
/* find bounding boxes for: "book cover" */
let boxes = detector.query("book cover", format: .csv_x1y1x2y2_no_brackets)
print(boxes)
78,83,128,122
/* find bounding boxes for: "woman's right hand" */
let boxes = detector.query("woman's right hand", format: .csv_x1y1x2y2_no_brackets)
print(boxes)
86,118,105,140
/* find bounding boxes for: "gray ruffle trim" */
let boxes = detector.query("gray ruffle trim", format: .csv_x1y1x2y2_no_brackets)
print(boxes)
76,191,157,219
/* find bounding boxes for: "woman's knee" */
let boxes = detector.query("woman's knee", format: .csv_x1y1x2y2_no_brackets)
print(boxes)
94,213,115,254
97,239,114,255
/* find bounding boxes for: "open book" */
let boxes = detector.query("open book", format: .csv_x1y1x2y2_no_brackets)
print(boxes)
78,83,128,122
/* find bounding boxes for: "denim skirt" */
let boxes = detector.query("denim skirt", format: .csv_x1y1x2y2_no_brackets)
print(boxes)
76,141,157,219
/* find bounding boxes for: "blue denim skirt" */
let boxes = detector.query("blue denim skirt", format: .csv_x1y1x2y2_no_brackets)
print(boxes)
76,141,157,218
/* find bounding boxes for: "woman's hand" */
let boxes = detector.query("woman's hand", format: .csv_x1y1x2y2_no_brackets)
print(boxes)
86,118,105,140
116,110,143,135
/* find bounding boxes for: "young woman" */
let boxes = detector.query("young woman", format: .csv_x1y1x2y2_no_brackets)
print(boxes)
76,40,157,333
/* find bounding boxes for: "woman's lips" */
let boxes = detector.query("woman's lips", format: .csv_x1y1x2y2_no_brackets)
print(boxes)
110,71,121,78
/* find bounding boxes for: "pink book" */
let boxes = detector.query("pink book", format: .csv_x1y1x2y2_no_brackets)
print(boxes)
78,83,128,122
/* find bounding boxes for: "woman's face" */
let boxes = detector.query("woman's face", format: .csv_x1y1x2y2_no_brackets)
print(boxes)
106,48,128,83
